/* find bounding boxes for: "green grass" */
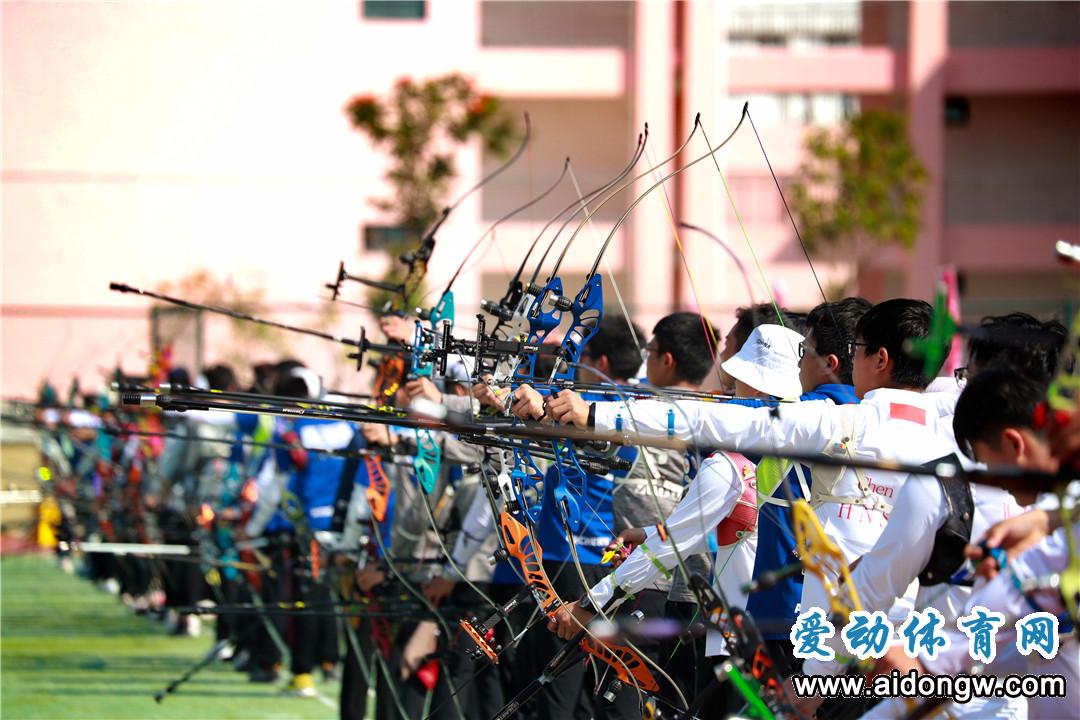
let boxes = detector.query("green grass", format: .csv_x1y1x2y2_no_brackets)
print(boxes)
1,554,340,719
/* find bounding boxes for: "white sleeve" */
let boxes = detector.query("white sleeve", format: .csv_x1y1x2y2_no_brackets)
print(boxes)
445,482,496,577
593,399,837,455
588,454,745,606
803,476,944,676
847,476,942,610
924,526,1074,675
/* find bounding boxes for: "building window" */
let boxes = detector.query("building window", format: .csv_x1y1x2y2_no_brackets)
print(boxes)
363,225,415,252
944,96,970,127
727,93,859,126
363,1,425,20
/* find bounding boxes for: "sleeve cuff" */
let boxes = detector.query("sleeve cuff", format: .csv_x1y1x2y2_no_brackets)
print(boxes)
442,562,463,581
593,403,619,432
587,574,617,608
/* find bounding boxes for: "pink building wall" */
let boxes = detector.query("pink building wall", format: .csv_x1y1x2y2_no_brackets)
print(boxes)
0,1,831,398
2,2,478,397
4,1,1077,399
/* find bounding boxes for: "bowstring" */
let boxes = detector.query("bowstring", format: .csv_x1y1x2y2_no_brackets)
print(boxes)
641,152,725,401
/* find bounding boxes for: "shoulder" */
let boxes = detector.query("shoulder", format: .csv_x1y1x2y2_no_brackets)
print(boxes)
699,451,744,479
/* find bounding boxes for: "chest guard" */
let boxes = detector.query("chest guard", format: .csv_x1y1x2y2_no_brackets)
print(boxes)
716,452,759,548
918,463,975,587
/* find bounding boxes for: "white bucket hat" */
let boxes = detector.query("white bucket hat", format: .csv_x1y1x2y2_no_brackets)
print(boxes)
721,324,804,399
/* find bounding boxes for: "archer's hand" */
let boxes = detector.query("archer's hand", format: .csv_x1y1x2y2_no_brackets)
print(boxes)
402,377,443,405
361,423,393,447
546,600,594,641
379,315,414,344
355,563,386,593
472,376,510,411
547,390,589,429
422,575,456,606
510,384,546,421
967,509,1052,579
603,528,647,569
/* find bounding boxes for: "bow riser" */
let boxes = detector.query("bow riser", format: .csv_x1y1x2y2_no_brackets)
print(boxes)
545,273,604,533
363,457,391,523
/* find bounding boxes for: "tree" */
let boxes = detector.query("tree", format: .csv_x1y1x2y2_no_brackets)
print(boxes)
788,110,926,294
345,74,518,309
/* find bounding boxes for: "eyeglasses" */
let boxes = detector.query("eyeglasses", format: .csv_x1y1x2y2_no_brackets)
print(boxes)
797,341,814,359
954,366,968,385
846,341,869,357
643,343,661,359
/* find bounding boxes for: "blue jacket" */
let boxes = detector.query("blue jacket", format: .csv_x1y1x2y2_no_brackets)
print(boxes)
533,390,629,566
742,383,859,639
271,418,369,533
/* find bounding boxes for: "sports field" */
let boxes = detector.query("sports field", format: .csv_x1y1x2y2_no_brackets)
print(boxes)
1,553,340,719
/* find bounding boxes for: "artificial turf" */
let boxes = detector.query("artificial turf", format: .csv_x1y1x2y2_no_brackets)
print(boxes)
1,553,340,719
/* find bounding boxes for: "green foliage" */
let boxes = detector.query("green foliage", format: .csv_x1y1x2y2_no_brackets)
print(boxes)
788,110,926,286
345,74,517,311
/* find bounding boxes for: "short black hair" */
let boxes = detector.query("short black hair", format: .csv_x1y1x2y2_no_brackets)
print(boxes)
854,298,936,389
730,303,804,348
967,313,1066,384
273,361,312,399
250,363,276,393
784,311,809,336
167,367,192,387
581,315,645,381
953,368,1047,461
652,312,717,384
805,297,873,385
204,364,236,392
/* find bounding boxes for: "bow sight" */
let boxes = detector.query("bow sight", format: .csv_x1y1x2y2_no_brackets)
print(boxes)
325,260,406,309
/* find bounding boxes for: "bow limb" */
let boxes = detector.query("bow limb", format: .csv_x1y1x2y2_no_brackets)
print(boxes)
368,499,470,720
541,115,705,285
410,159,574,495
524,362,705,714
444,112,532,216
677,221,756,305
687,575,797,719
437,156,571,300
415,464,521,641
474,132,646,382
399,112,533,307
790,498,863,627
456,447,664,716
498,510,663,694
503,129,645,308
338,457,416,719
